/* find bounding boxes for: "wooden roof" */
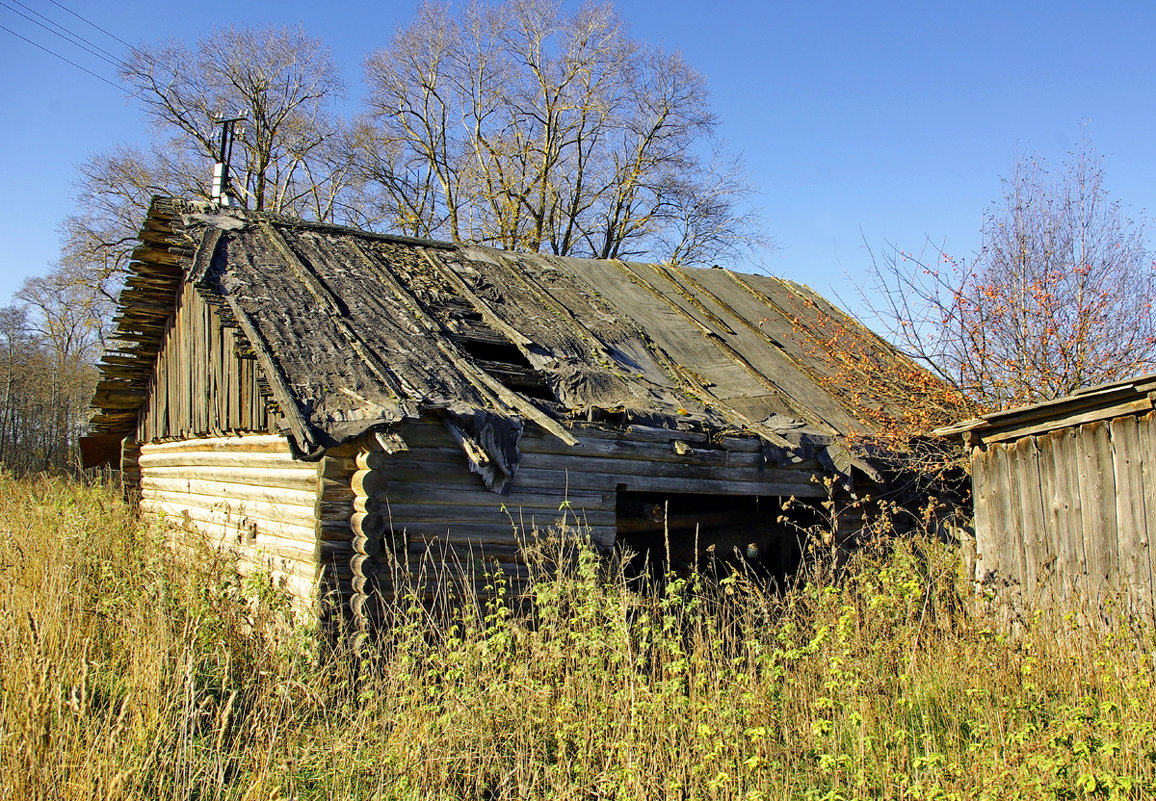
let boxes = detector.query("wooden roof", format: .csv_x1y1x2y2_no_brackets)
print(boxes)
934,374,1156,445
91,198,930,468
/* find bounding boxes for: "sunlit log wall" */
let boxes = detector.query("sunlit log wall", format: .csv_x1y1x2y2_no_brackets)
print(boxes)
971,411,1156,619
137,435,355,618
128,276,363,617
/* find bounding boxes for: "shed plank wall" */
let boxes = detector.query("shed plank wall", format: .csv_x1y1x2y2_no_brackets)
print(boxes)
1046,428,1082,601
1110,416,1148,608
1138,413,1156,615
972,411,1154,617
138,435,331,615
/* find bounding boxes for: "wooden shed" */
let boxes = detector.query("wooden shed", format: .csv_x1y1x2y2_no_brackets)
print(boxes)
937,376,1156,620
87,197,942,624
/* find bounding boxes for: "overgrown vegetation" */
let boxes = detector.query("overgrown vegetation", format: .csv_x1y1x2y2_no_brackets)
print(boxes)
2,472,1153,800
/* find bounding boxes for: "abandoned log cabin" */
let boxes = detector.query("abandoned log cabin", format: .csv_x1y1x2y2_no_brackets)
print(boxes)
87,197,944,621
937,375,1156,620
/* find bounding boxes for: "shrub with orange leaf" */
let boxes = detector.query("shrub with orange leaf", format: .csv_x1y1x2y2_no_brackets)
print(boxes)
783,289,974,480
859,137,1156,415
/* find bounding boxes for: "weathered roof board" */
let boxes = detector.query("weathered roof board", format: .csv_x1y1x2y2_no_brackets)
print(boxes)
935,374,1156,445
92,198,925,474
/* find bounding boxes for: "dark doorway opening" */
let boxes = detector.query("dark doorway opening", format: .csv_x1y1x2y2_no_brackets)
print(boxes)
615,491,812,585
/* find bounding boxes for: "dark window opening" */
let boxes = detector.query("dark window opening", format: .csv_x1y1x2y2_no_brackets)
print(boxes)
615,491,816,587
453,334,557,402
457,337,531,366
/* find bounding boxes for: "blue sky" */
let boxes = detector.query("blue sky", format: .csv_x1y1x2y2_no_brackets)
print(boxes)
3,0,1155,318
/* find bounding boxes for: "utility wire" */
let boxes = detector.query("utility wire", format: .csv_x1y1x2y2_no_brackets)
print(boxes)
46,0,132,49
5,0,120,63
0,23,130,97
0,0,120,68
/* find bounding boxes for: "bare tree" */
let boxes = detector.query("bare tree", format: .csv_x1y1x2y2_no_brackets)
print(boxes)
12,268,106,471
860,139,1156,413
0,264,106,473
357,0,763,265
120,24,351,216
60,25,356,303
0,306,32,468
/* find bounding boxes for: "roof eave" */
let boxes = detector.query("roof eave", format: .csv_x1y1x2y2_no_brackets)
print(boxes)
933,373,1156,444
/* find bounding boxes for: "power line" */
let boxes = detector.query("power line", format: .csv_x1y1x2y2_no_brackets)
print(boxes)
0,0,120,68
45,0,132,49
5,0,121,63
0,23,130,97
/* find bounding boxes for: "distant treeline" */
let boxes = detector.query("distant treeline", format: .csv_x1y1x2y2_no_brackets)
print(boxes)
0,276,103,473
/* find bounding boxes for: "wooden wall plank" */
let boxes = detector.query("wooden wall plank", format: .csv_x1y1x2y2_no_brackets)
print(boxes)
1044,428,1082,602
141,433,292,454
371,481,609,509
214,311,225,434
371,441,820,485
985,445,1024,590
1092,422,1122,599
375,453,823,497
139,450,306,469
376,502,615,529
1002,444,1029,591
403,425,763,467
1076,421,1119,602
395,419,807,471
228,334,239,432
970,446,997,584
400,532,613,564
139,463,320,491
139,487,320,530
1012,437,1048,598
1033,431,1061,603
1111,415,1151,617
1137,412,1156,617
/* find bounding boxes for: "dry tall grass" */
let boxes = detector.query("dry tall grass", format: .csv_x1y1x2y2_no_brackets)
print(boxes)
1,472,1153,800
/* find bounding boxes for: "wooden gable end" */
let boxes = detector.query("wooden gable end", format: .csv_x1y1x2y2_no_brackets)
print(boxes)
137,281,280,442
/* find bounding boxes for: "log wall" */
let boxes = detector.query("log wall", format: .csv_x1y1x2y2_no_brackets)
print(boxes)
349,419,829,611
137,281,278,442
138,434,354,617
136,419,844,626
971,411,1156,618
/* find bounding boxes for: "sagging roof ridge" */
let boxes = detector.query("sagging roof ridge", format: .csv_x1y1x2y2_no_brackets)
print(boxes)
176,197,460,252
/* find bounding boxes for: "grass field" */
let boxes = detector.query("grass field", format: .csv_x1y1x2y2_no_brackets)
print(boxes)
1,472,1154,800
